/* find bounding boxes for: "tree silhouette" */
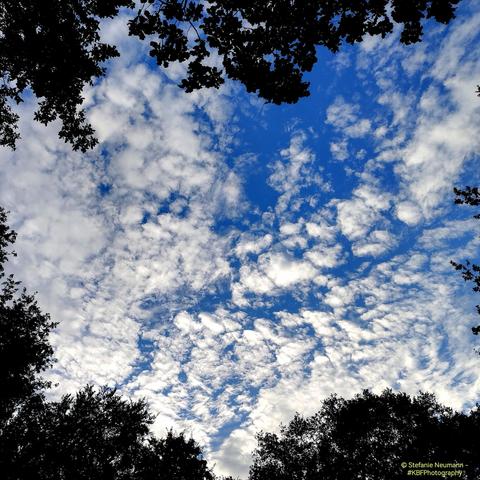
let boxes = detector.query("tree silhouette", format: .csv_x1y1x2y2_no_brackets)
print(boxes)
130,0,460,105
0,207,56,425
1,0,461,150
451,87,480,339
1,386,149,479
451,186,480,336
1,385,215,480
249,389,480,480
136,430,214,480
0,0,134,151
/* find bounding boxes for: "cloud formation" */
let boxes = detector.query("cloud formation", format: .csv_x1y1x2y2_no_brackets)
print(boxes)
1,4,480,479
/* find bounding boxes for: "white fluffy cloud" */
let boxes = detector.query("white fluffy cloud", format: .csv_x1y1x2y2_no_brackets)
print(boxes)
326,96,372,138
213,225,480,476
359,7,480,223
336,184,392,242
0,30,240,394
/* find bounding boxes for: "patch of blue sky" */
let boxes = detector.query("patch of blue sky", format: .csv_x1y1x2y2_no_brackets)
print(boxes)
120,337,157,386
98,182,112,196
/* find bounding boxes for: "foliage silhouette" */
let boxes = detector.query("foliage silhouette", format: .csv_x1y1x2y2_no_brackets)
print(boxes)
249,389,480,480
451,87,480,339
130,0,460,105
1,0,461,150
0,0,134,151
1,385,215,480
0,207,56,425
451,187,480,336
136,430,214,480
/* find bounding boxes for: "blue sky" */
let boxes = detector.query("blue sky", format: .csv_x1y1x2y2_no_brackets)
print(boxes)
1,2,480,477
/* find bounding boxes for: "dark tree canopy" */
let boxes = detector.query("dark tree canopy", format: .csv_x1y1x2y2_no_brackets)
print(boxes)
1,0,461,150
0,207,56,424
1,386,151,479
130,0,460,105
249,389,480,480
136,430,214,480
0,0,134,151
1,385,215,480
